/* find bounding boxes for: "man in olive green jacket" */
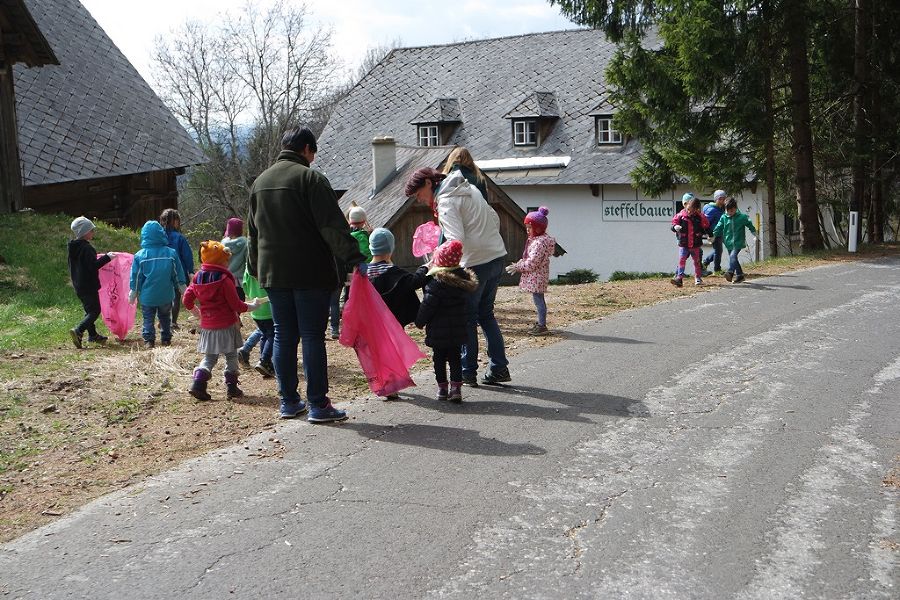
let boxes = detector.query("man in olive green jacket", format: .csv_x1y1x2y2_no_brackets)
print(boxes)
248,127,366,422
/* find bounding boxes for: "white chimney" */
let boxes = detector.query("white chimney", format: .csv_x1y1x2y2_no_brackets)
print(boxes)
371,136,397,192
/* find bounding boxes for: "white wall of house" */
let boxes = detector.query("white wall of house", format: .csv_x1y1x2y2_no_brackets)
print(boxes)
500,182,769,281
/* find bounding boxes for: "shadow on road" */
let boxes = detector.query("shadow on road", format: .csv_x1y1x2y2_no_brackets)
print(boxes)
558,332,653,344
740,281,813,291
401,384,648,423
343,422,547,456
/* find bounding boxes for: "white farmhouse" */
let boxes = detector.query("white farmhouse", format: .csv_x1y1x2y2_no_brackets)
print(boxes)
317,29,775,280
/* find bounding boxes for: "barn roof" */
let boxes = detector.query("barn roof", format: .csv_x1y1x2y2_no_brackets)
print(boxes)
0,0,58,67
317,29,645,190
12,0,205,187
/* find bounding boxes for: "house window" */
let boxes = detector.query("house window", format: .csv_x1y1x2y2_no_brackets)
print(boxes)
417,125,439,147
595,115,623,145
513,120,537,146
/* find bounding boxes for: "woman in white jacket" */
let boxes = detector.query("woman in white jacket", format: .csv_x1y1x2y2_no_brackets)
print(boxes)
405,165,511,385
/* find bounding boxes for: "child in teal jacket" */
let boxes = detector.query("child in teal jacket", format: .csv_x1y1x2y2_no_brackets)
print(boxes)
712,197,757,284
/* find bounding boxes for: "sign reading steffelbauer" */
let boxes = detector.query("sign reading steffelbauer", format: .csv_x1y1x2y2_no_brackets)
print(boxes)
602,200,676,222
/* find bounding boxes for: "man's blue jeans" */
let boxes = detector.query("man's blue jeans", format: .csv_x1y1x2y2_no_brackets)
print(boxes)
728,248,744,276
266,288,330,409
141,304,172,343
703,237,724,271
462,256,509,376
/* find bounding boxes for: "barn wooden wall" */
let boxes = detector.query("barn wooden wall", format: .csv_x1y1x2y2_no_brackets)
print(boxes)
23,169,180,229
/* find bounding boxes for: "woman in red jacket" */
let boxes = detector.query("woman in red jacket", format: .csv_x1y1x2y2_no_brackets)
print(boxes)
183,241,265,401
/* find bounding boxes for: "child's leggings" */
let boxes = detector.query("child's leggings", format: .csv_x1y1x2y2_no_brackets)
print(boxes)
532,292,547,327
432,345,462,384
198,351,239,374
676,247,702,278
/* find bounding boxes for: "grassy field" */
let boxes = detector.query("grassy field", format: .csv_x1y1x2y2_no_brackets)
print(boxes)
0,212,140,352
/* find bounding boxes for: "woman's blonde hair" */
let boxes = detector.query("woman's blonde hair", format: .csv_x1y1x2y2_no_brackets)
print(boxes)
442,147,485,184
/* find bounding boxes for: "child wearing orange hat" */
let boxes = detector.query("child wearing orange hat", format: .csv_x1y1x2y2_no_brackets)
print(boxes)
182,240,266,401
414,240,478,403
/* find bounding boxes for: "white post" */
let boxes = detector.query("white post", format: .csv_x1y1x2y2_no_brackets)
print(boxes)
848,211,859,252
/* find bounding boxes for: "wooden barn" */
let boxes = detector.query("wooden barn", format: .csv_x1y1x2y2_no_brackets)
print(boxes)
0,0,58,214
9,0,204,227
337,137,562,280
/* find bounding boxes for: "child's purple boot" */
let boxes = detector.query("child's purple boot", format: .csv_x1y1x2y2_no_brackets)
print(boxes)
225,371,243,399
448,382,463,403
189,368,212,401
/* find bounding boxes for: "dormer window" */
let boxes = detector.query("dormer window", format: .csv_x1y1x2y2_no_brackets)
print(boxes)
411,98,462,147
504,92,559,148
417,125,440,147
513,120,537,146
595,115,623,145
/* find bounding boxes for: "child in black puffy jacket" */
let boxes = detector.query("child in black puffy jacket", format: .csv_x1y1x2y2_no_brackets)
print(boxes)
67,217,116,348
415,240,478,403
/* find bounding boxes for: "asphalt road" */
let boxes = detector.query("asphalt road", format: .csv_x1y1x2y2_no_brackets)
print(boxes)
2,258,898,599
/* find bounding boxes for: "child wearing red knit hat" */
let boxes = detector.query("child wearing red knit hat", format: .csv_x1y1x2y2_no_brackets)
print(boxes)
414,240,478,403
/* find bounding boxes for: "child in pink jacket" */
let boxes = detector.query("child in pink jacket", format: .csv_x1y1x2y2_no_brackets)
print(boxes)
506,207,555,336
671,194,711,287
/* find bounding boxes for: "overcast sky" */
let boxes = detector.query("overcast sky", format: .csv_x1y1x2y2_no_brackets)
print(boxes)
79,0,577,85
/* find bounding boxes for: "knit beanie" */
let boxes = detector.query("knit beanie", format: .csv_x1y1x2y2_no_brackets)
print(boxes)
70,216,95,240
524,206,550,236
681,192,696,203
200,240,231,267
348,206,367,225
713,190,727,201
224,217,243,238
369,227,395,256
432,240,463,268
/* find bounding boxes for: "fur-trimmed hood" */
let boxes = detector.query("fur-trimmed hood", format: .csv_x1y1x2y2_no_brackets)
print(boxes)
432,267,478,292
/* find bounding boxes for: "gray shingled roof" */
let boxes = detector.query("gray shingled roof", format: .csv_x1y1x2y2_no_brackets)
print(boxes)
409,98,461,124
12,0,205,187
317,29,642,190
504,91,560,119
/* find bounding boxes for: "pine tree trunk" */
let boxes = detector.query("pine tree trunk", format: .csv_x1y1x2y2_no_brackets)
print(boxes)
851,0,871,245
762,1,778,257
785,0,824,251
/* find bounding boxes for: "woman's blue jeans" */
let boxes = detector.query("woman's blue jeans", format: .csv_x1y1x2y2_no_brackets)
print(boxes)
728,248,744,276
266,288,330,408
462,256,509,376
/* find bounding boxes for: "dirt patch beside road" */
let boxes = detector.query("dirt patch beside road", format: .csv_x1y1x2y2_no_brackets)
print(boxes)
2,247,896,542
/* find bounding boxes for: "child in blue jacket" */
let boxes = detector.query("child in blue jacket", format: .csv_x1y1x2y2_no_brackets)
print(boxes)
160,209,194,330
130,220,186,348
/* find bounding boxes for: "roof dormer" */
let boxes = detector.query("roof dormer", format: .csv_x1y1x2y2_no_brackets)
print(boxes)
588,95,624,147
503,92,560,147
410,98,461,146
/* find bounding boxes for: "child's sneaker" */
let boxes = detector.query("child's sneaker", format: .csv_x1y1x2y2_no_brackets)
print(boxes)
87,334,108,344
383,393,400,401
307,401,348,423
330,330,340,340
69,328,83,349
448,382,462,403
437,383,449,401
670,277,683,288
254,360,275,378
694,277,703,286
724,271,734,282
733,274,745,283
237,348,251,367
143,340,155,349
528,324,549,336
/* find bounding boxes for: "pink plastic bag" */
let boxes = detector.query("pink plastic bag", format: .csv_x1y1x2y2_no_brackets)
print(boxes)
98,253,136,341
340,270,426,396
412,221,441,258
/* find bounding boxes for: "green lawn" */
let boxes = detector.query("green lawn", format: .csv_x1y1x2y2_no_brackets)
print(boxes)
0,213,141,351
